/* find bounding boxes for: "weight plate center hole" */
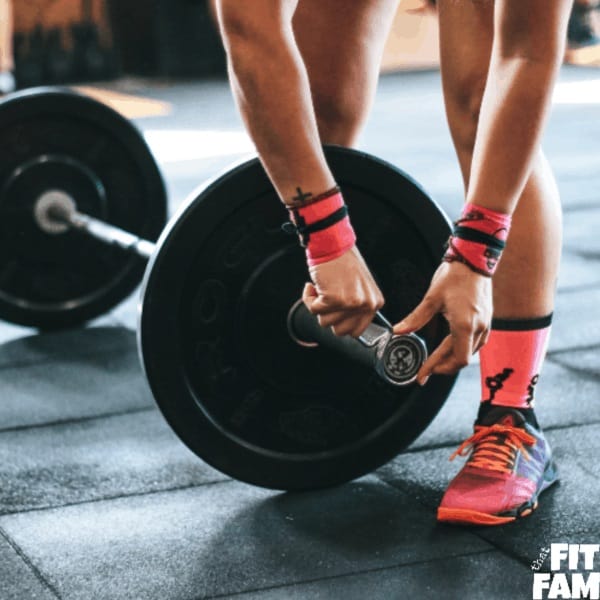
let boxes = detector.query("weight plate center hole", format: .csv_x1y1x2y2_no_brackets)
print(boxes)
33,190,77,235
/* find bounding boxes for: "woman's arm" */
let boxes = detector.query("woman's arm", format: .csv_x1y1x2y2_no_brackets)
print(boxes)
466,0,573,214
217,0,383,337
217,0,335,202
396,0,573,382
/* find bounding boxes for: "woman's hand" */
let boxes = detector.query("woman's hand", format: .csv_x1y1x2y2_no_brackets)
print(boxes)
303,246,385,338
394,261,493,385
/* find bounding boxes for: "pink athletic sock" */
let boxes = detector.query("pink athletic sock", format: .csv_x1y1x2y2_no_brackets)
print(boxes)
479,315,553,409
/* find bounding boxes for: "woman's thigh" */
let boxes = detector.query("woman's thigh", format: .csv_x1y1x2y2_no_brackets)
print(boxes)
293,0,399,145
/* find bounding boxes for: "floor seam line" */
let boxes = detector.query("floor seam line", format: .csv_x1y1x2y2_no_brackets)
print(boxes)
406,419,600,454
545,356,600,381
574,458,598,480
371,474,439,514
548,342,600,356
0,525,63,600
0,478,233,518
0,343,137,372
0,406,155,435
471,533,539,571
195,547,498,600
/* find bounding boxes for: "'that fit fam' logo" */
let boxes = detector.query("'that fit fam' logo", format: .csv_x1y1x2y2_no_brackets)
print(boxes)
532,544,600,599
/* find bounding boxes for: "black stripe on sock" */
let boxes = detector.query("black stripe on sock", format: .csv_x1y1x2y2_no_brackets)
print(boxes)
491,313,553,331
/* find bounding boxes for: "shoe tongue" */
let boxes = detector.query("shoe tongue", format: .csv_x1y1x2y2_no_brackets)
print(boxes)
477,406,526,428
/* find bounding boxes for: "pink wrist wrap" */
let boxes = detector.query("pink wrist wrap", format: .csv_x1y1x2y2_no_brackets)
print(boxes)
286,190,356,267
443,203,512,277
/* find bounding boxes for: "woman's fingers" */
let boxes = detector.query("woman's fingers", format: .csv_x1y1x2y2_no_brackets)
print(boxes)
416,321,482,385
416,335,453,385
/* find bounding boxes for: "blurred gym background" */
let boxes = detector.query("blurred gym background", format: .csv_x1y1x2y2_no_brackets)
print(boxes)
6,0,599,93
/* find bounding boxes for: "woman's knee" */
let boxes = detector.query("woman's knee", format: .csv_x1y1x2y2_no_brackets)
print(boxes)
311,85,368,146
444,70,487,156
216,0,293,53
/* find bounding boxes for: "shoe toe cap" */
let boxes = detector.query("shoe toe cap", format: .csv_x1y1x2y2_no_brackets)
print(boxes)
439,471,536,514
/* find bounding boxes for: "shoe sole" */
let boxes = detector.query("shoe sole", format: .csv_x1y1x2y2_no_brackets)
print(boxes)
437,460,559,526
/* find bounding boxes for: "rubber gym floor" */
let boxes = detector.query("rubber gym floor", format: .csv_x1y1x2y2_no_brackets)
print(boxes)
1,67,599,600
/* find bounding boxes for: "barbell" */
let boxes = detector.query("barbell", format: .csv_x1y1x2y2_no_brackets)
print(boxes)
0,87,457,490
0,87,167,328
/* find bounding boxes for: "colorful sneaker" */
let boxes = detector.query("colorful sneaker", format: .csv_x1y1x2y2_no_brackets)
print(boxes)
437,406,558,526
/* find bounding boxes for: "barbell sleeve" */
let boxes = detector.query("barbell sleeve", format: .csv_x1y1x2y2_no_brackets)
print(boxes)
287,300,428,387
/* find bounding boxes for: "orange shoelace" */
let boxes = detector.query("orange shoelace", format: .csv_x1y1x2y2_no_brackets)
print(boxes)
449,424,537,474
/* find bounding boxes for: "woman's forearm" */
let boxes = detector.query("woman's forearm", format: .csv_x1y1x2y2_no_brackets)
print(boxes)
223,20,335,204
466,55,562,215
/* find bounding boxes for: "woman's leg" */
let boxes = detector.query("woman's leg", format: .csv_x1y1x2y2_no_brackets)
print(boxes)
436,0,562,525
293,0,399,146
439,1,562,319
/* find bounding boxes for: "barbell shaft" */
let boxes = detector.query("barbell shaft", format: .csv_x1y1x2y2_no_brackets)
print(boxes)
67,211,156,259
47,202,156,260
